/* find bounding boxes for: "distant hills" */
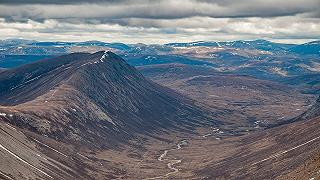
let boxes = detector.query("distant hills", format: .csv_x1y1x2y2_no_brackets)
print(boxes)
289,41,320,55
0,38,319,93
1,38,319,55
166,39,296,52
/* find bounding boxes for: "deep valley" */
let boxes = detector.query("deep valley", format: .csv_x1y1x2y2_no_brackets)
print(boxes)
0,39,319,180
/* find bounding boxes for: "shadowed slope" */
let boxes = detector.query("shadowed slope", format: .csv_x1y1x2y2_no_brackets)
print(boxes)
195,95,320,180
0,51,220,148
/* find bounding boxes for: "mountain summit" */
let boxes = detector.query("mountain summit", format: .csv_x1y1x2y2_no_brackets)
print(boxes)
0,51,218,147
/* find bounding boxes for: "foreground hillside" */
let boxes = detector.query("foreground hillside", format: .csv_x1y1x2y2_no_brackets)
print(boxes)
196,103,320,179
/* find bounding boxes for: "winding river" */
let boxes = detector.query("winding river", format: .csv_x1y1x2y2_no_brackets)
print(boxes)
146,140,188,179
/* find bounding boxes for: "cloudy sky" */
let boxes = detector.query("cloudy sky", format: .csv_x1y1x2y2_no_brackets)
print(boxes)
0,0,319,44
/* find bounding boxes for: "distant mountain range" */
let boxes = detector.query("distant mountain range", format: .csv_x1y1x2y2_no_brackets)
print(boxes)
166,39,296,52
1,39,319,55
290,41,320,55
1,39,319,94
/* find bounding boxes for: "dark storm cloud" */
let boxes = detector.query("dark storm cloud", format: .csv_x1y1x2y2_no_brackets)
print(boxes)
0,0,319,21
0,0,126,4
0,0,319,43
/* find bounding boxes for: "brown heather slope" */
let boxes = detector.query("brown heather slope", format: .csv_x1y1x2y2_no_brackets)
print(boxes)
194,113,320,179
0,51,222,148
278,149,320,180
138,63,314,132
277,97,320,180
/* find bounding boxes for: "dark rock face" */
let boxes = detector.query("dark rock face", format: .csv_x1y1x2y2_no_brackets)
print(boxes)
0,51,218,147
299,96,320,120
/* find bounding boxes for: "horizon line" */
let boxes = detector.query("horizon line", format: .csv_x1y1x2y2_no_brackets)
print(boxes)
1,38,319,45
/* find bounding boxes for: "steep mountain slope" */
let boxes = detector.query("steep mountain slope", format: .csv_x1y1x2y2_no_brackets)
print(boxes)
275,96,320,179
0,121,87,180
284,73,320,94
0,51,219,148
195,112,320,179
138,63,313,131
299,96,320,121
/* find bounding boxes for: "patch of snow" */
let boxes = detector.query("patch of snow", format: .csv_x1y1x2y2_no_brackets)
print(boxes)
254,121,261,126
5,123,16,130
77,153,90,160
187,75,213,81
0,143,53,178
240,86,246,90
99,51,108,62
251,135,320,166
216,41,221,47
209,95,219,97
33,138,68,158
270,67,288,77
36,153,47,161
10,75,42,90
212,128,220,132
300,62,320,72
202,134,212,138
24,75,42,84
0,171,13,180
0,113,6,116
80,62,93,67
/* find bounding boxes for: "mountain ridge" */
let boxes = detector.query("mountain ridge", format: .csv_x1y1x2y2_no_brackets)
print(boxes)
0,51,220,148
